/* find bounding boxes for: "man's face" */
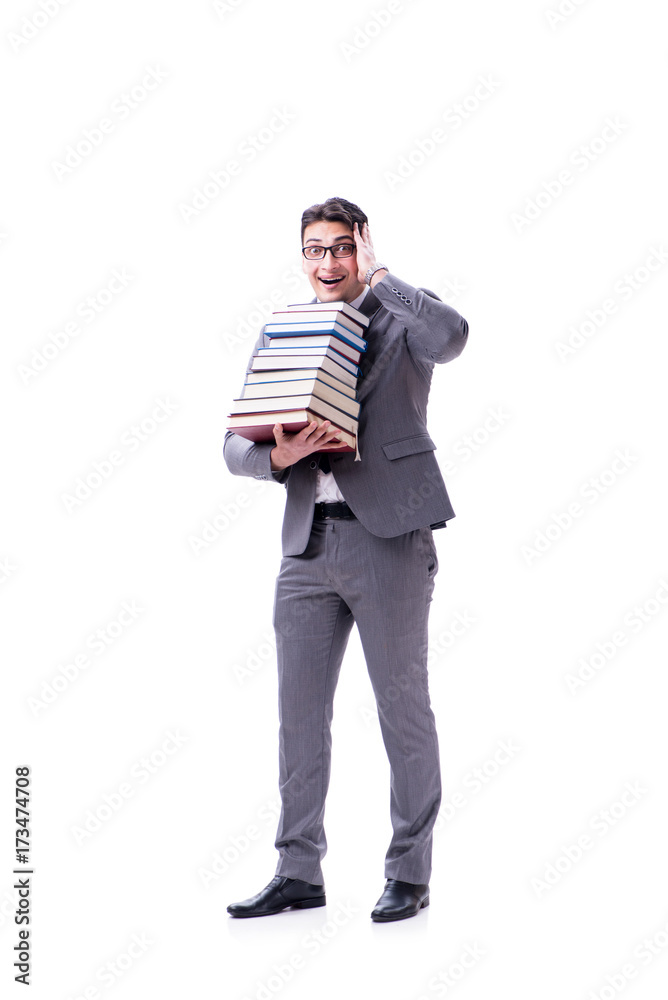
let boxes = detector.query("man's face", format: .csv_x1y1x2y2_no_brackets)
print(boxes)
301,221,366,304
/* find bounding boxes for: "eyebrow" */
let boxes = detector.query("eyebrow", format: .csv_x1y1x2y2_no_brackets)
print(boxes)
304,236,354,244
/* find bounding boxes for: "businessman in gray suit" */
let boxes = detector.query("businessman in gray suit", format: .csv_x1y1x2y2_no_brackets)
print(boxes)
224,197,468,921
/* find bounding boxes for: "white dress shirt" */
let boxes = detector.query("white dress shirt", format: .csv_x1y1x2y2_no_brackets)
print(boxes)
314,285,369,503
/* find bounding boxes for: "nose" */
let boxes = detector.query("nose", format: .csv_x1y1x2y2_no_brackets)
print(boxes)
319,248,341,268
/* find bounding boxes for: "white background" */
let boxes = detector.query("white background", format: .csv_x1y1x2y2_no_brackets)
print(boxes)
2,0,667,997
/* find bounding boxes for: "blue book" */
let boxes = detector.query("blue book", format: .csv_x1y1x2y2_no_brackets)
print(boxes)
263,319,366,353
254,346,361,378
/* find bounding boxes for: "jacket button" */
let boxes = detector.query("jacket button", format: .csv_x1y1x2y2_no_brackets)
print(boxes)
309,460,317,469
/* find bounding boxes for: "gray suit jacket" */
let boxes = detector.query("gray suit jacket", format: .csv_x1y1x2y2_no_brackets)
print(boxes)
223,271,469,556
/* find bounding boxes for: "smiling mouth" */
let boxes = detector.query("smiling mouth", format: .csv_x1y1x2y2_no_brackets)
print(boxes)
319,276,344,286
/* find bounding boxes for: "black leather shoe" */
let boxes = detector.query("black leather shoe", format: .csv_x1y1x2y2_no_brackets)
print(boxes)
227,876,326,918
370,879,430,922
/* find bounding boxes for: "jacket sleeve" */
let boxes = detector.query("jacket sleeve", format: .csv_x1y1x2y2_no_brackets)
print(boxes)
371,271,469,364
222,329,290,485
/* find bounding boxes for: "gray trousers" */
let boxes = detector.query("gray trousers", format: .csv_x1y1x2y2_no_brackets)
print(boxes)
272,517,442,885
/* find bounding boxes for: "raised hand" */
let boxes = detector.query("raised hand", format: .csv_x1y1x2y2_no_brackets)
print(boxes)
353,222,379,283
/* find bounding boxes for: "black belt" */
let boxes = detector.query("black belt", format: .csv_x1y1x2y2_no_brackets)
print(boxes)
314,502,356,520
313,502,448,528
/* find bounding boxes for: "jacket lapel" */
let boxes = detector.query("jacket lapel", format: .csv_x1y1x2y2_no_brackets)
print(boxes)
356,288,382,321
356,290,383,379
307,290,384,379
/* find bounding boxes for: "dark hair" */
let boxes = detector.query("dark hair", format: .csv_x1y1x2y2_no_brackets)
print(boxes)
300,197,368,244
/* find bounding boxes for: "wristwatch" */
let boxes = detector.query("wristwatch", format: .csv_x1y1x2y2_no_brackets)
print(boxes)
364,263,389,285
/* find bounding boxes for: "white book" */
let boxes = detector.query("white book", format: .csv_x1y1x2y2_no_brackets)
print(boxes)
284,299,370,327
244,368,357,398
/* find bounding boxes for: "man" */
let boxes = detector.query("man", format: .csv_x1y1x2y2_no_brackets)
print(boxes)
224,197,468,922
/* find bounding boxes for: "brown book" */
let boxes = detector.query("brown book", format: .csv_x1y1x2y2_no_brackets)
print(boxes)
227,410,356,452
284,299,370,328
239,380,359,418
230,393,359,428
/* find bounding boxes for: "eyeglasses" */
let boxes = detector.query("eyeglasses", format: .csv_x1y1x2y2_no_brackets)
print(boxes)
302,243,356,260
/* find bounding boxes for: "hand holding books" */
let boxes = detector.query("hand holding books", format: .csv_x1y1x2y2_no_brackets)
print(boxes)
270,420,349,472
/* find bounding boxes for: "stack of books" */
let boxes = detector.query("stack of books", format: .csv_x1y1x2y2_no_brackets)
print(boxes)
226,300,369,455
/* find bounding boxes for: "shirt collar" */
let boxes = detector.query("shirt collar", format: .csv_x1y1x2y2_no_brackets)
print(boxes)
316,285,370,309
349,285,370,310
